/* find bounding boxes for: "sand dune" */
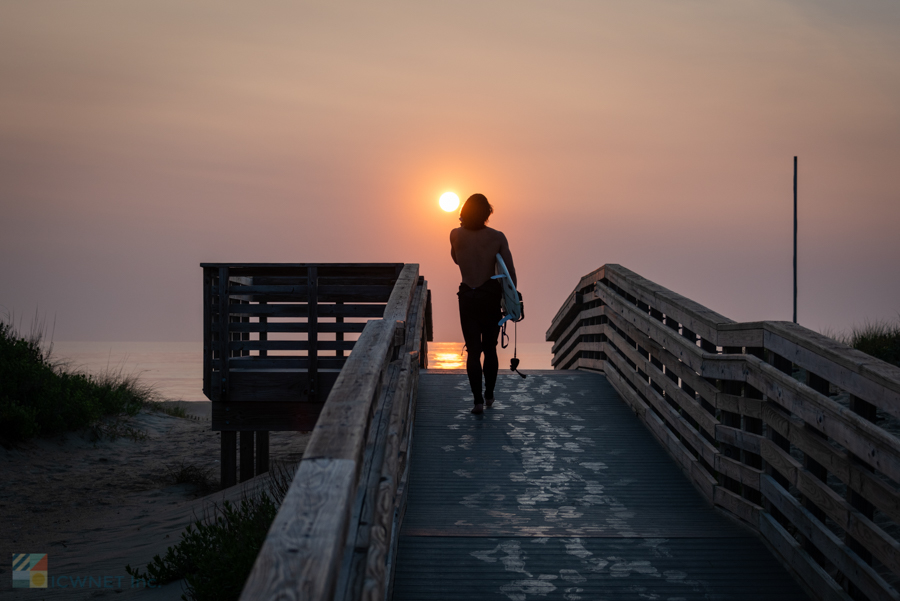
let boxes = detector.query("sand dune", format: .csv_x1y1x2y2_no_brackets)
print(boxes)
0,404,309,599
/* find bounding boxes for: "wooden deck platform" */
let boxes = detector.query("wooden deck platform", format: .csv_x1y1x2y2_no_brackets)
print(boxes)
392,370,811,600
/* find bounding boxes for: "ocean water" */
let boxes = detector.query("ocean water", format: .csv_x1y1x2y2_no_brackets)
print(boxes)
52,341,206,402
49,340,554,403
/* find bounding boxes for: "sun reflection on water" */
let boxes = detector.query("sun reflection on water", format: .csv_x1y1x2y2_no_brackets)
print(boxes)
426,341,553,370
427,342,466,369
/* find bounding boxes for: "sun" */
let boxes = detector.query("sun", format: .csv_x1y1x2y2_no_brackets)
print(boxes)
439,192,460,212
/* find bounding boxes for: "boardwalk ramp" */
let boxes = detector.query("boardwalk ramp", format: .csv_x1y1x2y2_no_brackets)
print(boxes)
239,262,900,600
393,370,810,600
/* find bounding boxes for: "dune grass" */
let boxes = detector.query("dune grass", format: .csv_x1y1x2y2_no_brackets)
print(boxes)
147,400,190,419
833,319,900,368
163,459,217,496
126,460,297,601
0,320,153,447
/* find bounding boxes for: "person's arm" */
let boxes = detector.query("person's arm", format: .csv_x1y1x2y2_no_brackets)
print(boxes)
498,232,517,288
450,229,459,265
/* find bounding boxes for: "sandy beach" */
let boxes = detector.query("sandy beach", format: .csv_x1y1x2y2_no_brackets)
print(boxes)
0,402,309,600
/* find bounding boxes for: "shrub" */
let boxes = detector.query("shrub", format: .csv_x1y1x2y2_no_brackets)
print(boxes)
0,321,150,446
126,494,279,600
834,319,900,368
126,460,297,601
164,460,216,496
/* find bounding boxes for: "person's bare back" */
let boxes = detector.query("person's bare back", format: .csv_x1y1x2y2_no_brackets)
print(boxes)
450,226,517,289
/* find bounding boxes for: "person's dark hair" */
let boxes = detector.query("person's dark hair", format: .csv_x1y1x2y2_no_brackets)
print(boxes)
459,193,493,230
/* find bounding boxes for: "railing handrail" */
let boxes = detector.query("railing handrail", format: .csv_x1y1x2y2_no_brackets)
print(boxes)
239,263,428,601
549,264,900,601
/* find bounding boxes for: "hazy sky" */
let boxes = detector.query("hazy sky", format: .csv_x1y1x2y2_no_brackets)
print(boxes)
2,1,898,344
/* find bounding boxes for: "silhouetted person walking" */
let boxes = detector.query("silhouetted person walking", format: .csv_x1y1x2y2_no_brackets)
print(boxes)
450,194,517,415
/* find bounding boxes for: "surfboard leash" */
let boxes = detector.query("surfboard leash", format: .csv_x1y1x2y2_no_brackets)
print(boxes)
509,320,526,379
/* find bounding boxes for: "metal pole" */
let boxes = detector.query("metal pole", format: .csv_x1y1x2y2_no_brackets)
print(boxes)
793,156,798,324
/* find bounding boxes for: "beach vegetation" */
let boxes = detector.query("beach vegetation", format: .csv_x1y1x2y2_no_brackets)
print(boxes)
831,319,900,368
147,400,190,418
0,320,152,447
87,415,149,442
126,460,297,601
164,460,216,496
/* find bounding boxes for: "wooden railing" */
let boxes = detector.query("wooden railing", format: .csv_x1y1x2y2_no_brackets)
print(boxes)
239,263,430,601
548,264,900,601
201,262,431,487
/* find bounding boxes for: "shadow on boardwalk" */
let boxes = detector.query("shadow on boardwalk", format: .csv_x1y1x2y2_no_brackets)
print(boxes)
393,370,810,600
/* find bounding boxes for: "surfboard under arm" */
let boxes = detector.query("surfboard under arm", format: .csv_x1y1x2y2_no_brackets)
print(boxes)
494,253,522,324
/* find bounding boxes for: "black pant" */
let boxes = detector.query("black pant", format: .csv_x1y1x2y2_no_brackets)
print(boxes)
457,279,502,405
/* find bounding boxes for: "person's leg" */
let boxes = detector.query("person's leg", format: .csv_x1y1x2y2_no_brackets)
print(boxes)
480,282,503,405
482,327,499,401
465,335,485,405
458,290,485,406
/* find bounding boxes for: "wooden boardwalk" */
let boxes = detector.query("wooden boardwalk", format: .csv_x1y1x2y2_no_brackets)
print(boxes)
392,370,811,600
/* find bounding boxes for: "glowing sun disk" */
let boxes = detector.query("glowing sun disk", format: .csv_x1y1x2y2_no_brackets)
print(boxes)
439,192,460,212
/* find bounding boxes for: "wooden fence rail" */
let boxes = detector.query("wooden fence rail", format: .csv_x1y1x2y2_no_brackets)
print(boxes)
238,263,431,601
548,264,900,601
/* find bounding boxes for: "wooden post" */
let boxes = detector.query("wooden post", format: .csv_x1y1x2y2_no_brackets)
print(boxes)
698,338,719,420
803,372,831,499
256,431,270,475
221,431,237,489
650,350,664,396
256,296,268,476
801,370,830,568
419,330,428,369
845,395,876,599
793,155,798,324
242,299,249,357
240,431,255,482
742,380,764,505
203,268,211,400
259,301,267,358
218,267,235,488
218,267,230,399
636,301,652,387
720,346,744,496
336,301,344,359
425,289,433,343
308,266,318,402
765,350,793,491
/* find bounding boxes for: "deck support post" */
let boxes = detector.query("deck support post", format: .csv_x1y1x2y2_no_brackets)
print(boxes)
307,266,318,402
240,431,255,482
256,431,270,475
221,431,237,488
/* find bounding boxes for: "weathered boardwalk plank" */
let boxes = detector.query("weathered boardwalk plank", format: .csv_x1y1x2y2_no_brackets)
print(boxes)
392,371,811,600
